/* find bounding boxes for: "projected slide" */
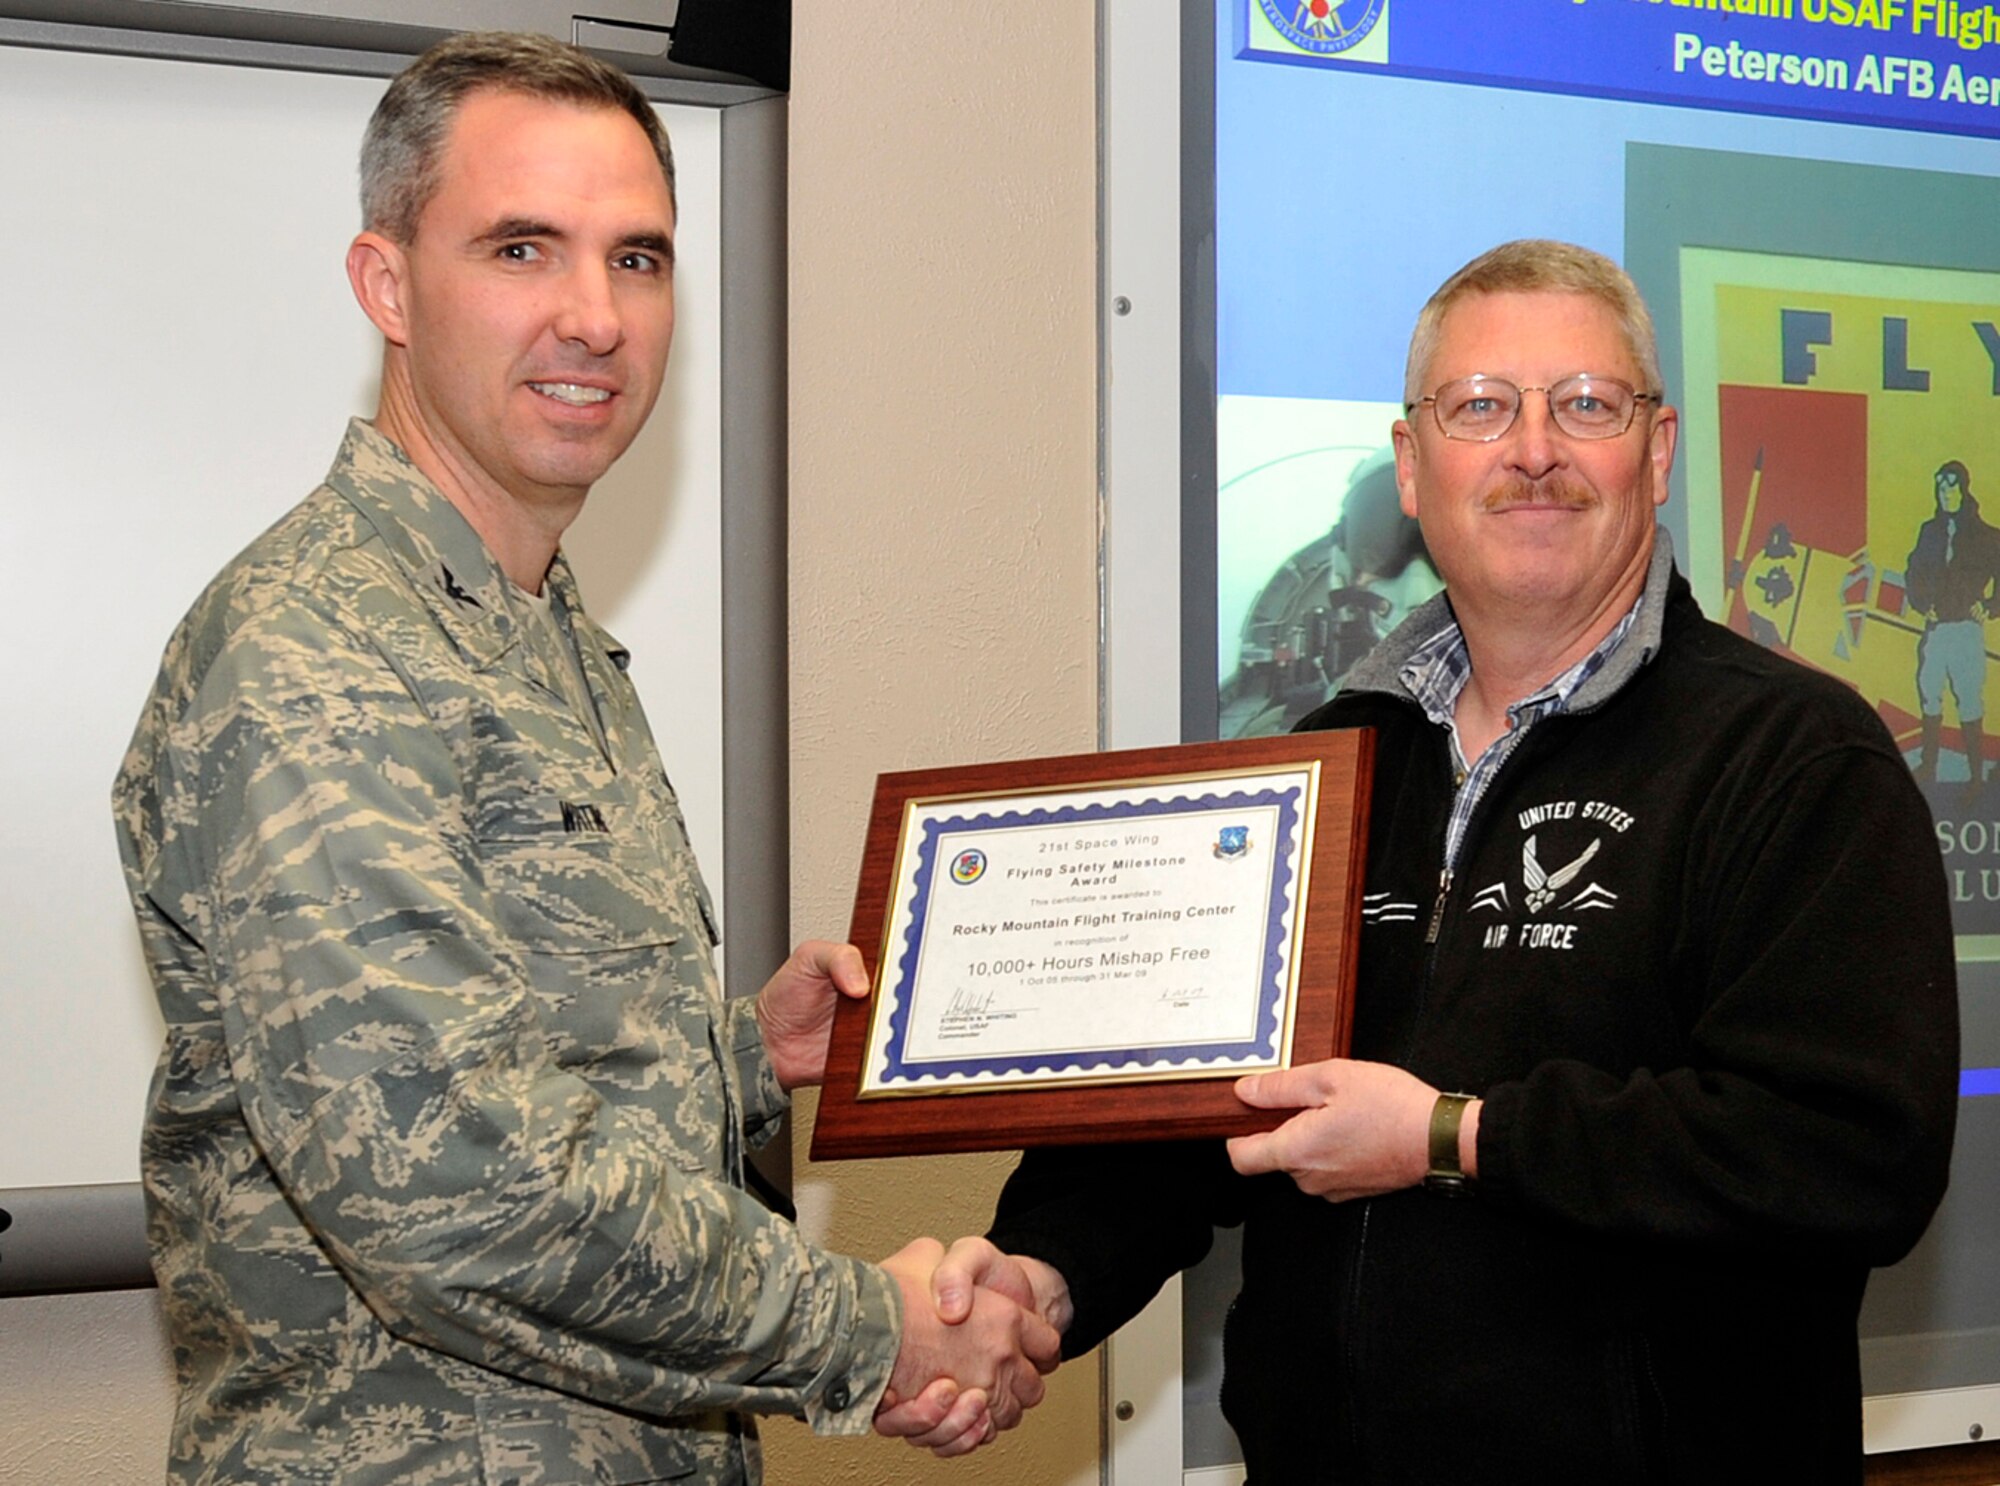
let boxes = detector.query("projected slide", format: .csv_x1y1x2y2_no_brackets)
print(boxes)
1199,0,2000,1429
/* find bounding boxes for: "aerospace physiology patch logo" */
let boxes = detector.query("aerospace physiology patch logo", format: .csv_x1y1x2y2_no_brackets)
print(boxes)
1256,0,1387,56
950,848,987,885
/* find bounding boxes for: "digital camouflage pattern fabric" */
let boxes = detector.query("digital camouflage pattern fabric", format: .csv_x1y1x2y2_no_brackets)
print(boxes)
114,420,898,1485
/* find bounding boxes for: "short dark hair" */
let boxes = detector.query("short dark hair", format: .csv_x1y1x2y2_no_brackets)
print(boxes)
360,31,676,243
1404,239,1662,405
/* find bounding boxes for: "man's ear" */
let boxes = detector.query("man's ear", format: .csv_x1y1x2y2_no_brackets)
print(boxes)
1392,419,1422,519
1648,404,1679,509
346,231,412,346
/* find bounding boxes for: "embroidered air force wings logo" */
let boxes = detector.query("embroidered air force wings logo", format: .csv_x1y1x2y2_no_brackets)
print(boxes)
1469,834,1620,916
1523,835,1599,912
1523,835,1618,912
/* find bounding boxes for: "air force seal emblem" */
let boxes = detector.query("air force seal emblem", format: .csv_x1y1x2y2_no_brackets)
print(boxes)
1214,825,1252,860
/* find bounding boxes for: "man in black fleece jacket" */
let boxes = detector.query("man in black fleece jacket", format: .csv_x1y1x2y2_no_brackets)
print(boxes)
880,240,1960,1481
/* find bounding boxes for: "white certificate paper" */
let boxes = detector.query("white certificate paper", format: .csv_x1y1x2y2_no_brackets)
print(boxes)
858,766,1318,1094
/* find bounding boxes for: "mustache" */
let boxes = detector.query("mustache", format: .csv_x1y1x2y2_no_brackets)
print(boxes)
1480,476,1597,513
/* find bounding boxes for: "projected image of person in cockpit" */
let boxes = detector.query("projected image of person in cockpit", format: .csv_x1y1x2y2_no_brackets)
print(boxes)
1220,448,1440,739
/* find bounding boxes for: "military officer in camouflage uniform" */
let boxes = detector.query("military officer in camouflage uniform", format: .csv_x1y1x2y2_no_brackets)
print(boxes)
114,32,1054,1485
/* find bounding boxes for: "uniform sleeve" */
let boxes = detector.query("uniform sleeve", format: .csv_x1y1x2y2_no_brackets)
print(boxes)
149,601,899,1434
987,1139,1239,1357
1475,741,1959,1266
725,996,791,1152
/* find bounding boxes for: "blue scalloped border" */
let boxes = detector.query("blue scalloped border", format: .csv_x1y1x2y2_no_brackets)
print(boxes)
874,786,1303,1087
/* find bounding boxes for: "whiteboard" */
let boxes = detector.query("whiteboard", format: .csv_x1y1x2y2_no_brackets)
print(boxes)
0,43,726,1192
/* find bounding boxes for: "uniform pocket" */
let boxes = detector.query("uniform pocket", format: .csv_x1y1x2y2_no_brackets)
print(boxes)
476,798,727,1176
476,787,682,956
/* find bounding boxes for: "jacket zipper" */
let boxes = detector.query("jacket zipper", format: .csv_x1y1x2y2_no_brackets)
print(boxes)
1347,739,1457,1466
1424,866,1451,943
1346,734,1501,1460
1342,1202,1373,1466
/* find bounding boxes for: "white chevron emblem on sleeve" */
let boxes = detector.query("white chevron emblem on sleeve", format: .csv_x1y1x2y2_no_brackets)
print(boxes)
1362,891,1419,923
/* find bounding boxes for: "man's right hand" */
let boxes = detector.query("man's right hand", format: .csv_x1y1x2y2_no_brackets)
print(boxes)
921,1235,1074,1340
876,1237,1063,1457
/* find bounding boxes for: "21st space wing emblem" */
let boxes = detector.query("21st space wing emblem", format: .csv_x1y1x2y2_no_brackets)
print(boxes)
1523,835,1606,913
1214,825,1252,860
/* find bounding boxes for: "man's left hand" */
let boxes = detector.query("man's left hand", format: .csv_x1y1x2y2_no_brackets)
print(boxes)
755,941,871,1091
1227,1059,1447,1201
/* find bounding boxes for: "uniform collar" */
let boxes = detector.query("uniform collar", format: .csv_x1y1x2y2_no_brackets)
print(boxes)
541,548,630,673
321,418,632,674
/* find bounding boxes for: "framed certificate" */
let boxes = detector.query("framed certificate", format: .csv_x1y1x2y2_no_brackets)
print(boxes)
809,730,1372,1159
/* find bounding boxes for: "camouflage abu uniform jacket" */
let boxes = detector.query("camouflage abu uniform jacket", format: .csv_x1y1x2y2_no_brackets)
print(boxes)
114,420,899,1486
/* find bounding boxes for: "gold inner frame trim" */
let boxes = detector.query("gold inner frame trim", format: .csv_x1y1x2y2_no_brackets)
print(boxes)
856,759,1323,1098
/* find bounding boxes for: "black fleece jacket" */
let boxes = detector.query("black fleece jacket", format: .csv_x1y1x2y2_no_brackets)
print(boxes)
990,543,1958,1484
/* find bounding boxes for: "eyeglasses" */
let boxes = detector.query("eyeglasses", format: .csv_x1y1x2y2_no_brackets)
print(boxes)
1407,373,1661,442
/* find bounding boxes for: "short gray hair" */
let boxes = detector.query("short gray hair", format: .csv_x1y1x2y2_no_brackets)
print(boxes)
360,31,676,244
1402,239,1663,404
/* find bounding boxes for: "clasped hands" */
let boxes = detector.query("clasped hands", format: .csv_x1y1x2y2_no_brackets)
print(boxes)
752,944,1065,1456
864,1061,1460,1457
873,1236,1071,1457
764,948,1459,1447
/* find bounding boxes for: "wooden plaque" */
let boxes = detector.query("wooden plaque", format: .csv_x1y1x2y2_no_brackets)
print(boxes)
808,729,1373,1160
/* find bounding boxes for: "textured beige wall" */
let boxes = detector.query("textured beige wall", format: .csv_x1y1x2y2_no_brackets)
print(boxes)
0,1289,173,1486
766,4,1102,1486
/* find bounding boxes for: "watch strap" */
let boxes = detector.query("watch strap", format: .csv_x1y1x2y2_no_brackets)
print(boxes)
1425,1092,1475,1194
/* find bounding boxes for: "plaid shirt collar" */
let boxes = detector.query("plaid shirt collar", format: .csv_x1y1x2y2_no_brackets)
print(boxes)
1399,599,1644,869
1400,601,1642,765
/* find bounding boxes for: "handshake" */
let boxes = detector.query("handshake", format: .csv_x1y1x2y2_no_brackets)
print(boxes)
872,1236,1074,1458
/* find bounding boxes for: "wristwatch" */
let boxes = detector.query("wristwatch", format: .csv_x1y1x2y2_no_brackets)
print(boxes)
1424,1092,1476,1195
